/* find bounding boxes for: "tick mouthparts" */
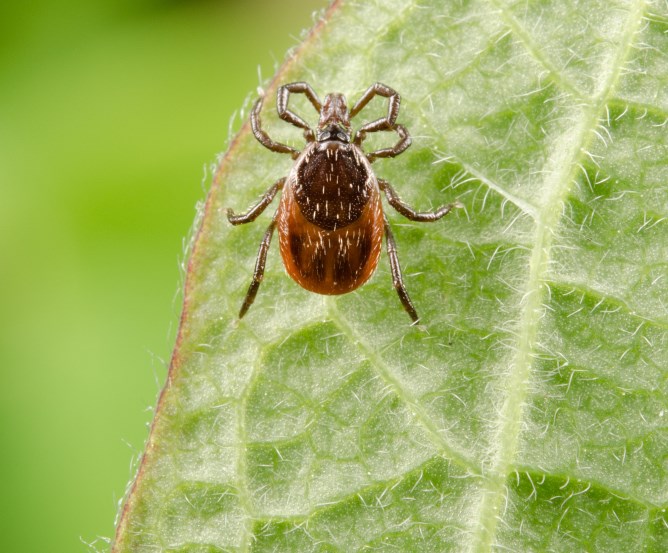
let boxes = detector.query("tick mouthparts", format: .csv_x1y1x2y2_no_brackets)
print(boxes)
317,124,350,143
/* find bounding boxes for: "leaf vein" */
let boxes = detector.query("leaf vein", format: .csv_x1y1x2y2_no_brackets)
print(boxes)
327,299,482,476
470,1,650,550
452,156,540,220
489,0,591,101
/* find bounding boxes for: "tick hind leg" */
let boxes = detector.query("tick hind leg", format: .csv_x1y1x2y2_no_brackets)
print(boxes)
384,216,419,323
238,218,277,318
379,179,458,221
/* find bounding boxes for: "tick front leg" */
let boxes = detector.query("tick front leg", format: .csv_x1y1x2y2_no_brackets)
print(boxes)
227,178,285,225
384,216,419,323
239,218,277,318
350,82,401,132
379,179,458,221
251,95,300,159
277,82,321,141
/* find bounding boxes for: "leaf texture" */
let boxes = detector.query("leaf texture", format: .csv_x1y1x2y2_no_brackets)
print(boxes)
113,0,668,551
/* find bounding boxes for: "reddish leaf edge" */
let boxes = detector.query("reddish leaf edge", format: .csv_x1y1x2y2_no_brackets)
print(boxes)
110,1,343,550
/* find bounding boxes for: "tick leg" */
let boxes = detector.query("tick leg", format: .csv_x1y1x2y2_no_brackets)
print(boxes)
350,83,410,160
239,217,277,318
350,82,401,132
384,216,419,323
227,178,285,225
379,179,457,221
277,82,321,141
365,124,412,162
251,94,300,159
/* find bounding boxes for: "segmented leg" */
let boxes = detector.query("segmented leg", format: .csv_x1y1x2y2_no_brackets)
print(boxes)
384,216,419,323
277,82,321,141
379,179,457,221
251,95,300,159
227,178,285,225
364,124,412,162
239,218,277,318
350,82,401,133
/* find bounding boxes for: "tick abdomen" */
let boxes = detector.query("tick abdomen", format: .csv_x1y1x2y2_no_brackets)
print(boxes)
278,142,383,295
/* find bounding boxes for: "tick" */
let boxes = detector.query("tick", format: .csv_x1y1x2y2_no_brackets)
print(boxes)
227,82,458,322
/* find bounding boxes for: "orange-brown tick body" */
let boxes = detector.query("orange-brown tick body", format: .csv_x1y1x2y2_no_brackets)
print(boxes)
227,82,458,322
278,141,383,295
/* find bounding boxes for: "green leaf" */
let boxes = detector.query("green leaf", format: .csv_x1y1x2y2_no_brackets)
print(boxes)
112,0,668,551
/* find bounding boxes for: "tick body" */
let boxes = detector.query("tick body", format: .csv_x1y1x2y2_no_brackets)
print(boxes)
278,139,383,295
227,82,458,322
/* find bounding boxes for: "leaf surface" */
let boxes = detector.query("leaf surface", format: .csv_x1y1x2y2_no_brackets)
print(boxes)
113,0,668,551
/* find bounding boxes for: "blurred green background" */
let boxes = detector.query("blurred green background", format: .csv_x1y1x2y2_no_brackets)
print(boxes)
0,1,327,551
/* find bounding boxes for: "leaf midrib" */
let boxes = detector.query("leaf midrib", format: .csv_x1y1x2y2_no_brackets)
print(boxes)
469,0,649,550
